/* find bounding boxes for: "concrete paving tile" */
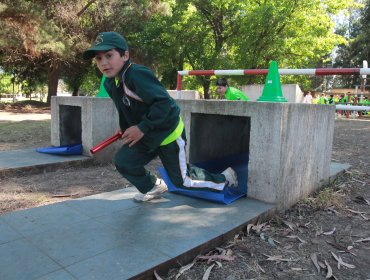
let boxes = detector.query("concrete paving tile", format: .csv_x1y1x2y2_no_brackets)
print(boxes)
65,244,169,280
1,203,91,236
64,188,139,218
36,269,77,280
27,219,127,267
0,238,61,280
94,206,164,233
0,218,22,244
0,148,89,169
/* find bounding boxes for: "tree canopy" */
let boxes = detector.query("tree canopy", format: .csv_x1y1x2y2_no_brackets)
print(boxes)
0,0,364,100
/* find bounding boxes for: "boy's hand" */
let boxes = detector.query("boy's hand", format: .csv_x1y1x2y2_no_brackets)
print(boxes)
122,126,144,147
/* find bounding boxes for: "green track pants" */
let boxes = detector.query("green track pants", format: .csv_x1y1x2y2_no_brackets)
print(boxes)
114,132,226,194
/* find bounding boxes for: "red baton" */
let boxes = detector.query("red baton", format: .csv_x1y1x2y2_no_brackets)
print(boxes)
90,132,123,154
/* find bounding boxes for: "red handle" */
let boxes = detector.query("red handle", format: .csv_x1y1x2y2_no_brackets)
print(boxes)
90,132,123,154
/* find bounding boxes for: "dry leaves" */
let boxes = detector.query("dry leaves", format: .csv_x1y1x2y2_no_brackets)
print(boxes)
246,221,269,234
202,264,215,280
354,237,370,243
154,270,163,280
345,208,369,220
325,260,333,279
175,262,195,279
353,196,370,205
311,253,320,273
263,254,299,263
331,252,356,269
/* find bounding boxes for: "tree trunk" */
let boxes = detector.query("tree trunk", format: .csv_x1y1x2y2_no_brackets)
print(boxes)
72,87,79,96
203,76,211,99
46,61,61,104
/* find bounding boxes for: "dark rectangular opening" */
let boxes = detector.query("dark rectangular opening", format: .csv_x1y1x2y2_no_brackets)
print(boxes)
59,105,82,146
189,113,250,162
189,113,250,193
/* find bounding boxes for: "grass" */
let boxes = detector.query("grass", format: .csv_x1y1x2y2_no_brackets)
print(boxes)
0,120,51,143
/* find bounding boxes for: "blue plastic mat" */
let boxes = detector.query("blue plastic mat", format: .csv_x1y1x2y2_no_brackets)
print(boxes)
36,144,83,155
159,153,248,204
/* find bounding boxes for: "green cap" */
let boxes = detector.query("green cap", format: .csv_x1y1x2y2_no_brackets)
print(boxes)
83,32,128,60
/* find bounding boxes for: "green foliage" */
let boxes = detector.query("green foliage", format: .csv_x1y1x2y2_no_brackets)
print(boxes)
0,72,13,94
0,0,364,98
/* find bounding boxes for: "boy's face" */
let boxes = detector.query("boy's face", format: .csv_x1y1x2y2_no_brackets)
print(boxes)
216,85,227,95
94,49,129,78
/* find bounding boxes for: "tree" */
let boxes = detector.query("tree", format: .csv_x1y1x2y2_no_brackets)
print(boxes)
0,0,169,102
135,0,354,97
333,0,366,88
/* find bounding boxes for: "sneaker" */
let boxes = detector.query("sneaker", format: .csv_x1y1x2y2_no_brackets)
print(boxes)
221,167,238,188
133,179,168,202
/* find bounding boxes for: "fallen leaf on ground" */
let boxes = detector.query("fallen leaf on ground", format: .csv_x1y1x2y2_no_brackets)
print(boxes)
263,254,299,262
247,222,268,234
323,227,336,235
291,267,308,271
268,237,279,247
354,237,370,243
325,207,339,214
260,233,266,240
331,252,356,269
346,208,366,215
256,262,265,273
318,260,326,269
353,196,370,205
175,262,195,279
360,214,369,220
326,240,357,256
154,270,163,280
351,178,366,186
283,220,297,231
197,255,235,263
202,264,215,280
325,260,333,279
287,235,305,242
310,253,320,273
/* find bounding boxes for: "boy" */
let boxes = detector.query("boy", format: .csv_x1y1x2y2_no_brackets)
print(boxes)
216,78,249,101
83,32,238,202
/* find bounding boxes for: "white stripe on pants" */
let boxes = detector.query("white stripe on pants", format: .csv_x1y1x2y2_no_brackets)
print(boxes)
176,136,226,191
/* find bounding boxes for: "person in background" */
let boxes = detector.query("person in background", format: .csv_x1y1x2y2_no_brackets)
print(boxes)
328,95,334,104
303,91,313,104
317,93,328,105
216,78,249,101
333,95,340,103
83,32,238,202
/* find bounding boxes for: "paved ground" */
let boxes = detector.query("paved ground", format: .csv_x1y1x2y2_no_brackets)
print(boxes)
0,149,348,280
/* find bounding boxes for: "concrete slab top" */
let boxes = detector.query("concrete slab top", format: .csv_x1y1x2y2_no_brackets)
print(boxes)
0,187,274,280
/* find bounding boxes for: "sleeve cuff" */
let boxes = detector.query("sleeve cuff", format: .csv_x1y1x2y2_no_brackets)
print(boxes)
138,122,150,134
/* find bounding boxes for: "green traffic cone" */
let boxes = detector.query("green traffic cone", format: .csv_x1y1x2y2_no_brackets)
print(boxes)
257,61,287,102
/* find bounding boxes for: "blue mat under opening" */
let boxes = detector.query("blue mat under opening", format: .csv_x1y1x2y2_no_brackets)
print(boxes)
159,153,248,204
36,144,83,155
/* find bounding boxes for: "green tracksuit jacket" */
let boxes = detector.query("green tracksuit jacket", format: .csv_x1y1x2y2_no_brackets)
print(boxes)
104,60,180,151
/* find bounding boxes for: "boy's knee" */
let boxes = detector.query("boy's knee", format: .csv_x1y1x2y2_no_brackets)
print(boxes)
113,152,129,171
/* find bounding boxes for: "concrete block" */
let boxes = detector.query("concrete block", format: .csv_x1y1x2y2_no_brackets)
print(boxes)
176,100,335,209
167,90,200,99
51,97,119,162
51,97,335,209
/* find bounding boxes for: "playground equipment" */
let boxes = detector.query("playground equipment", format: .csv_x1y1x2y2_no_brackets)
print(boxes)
176,65,370,90
177,61,369,117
